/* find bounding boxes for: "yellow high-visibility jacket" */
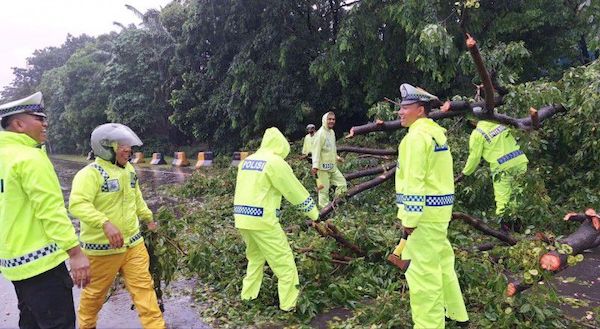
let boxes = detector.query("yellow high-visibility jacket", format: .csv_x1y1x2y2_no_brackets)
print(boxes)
396,118,454,228
462,120,529,175
234,127,319,231
0,131,79,280
311,113,338,171
69,158,152,256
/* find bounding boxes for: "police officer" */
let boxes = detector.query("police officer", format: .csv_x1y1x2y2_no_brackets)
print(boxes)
234,127,319,311
395,84,469,328
311,112,347,208
301,124,316,158
0,92,90,328
69,123,165,329
456,119,528,220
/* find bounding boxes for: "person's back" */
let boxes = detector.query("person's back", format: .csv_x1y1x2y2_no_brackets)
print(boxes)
461,120,529,217
234,127,318,311
462,120,528,176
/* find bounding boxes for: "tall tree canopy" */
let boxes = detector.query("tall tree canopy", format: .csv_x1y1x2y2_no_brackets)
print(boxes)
0,0,597,153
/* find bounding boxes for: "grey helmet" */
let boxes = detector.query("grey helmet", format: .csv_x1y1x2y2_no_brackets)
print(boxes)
90,123,142,162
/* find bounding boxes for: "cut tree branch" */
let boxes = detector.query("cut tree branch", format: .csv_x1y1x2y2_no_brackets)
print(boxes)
452,212,518,245
319,167,396,219
308,220,366,256
540,217,600,272
337,145,397,156
344,162,397,180
466,34,496,114
347,102,566,137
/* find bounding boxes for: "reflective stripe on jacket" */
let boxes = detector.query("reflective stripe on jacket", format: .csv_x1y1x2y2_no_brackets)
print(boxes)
395,118,454,228
462,120,529,175
69,158,152,256
234,128,319,230
0,131,78,280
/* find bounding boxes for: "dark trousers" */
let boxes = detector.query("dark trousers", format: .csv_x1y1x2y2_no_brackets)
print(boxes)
11,262,75,329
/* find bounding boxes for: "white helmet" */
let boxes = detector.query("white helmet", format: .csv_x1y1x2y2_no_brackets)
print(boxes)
90,123,142,161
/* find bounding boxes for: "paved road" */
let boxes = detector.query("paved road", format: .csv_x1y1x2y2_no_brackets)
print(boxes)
1,274,209,328
1,157,208,329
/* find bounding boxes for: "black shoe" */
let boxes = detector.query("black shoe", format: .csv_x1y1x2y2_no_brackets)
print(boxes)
446,317,469,328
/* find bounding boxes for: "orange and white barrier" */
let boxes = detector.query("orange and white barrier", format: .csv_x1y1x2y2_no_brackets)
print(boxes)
231,151,250,167
195,151,214,169
150,153,167,165
131,152,145,164
172,152,190,167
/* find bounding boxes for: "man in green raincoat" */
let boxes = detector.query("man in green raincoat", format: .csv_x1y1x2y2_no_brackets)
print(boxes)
234,127,319,311
301,124,316,158
311,112,347,208
395,84,469,328
456,119,528,219
0,92,90,328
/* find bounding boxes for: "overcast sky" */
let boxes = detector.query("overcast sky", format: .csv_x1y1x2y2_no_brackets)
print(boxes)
0,0,174,91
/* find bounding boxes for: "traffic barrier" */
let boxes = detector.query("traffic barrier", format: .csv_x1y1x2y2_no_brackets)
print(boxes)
195,151,214,169
172,152,190,167
131,152,145,164
150,153,167,165
231,151,249,167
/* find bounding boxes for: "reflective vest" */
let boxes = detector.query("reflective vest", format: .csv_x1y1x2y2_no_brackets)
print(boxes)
396,118,454,228
234,128,319,230
462,120,529,175
69,158,152,256
0,131,78,280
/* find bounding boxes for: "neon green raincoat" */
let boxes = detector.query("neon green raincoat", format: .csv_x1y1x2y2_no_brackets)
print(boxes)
234,127,318,311
396,118,468,328
462,120,528,215
302,133,315,155
311,113,347,208
0,131,79,280
69,158,153,256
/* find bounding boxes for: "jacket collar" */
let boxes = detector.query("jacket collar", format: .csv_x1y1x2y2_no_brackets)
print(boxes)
0,131,41,148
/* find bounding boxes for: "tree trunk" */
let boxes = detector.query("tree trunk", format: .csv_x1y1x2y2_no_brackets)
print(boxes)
540,218,600,272
452,212,518,245
347,102,565,137
319,167,396,218
344,162,396,180
337,145,397,156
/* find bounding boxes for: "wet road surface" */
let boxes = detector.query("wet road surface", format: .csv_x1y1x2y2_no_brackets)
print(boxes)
1,157,208,329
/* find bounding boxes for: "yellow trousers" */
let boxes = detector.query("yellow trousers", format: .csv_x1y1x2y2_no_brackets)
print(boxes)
238,228,299,311
316,167,347,208
403,221,468,328
492,164,527,216
78,243,165,329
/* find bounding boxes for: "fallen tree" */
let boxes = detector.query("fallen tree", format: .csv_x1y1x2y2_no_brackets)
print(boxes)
344,162,397,180
452,212,518,246
540,209,600,272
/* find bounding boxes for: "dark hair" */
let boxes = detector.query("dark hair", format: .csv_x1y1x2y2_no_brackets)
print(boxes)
0,115,13,129
419,101,432,115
